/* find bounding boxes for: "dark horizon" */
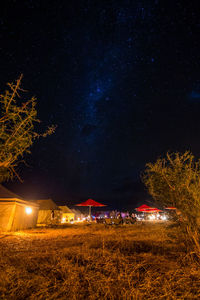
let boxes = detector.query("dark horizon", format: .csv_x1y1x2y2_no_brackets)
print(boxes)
0,1,199,210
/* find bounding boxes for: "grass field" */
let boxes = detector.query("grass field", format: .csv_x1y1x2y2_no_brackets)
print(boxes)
0,222,200,299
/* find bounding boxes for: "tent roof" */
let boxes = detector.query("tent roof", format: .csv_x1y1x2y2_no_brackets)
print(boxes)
71,208,82,215
35,199,59,210
0,184,23,200
59,206,73,213
0,198,39,207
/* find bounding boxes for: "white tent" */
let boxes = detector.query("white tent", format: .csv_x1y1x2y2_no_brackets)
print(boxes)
59,206,75,223
36,199,61,225
0,185,39,231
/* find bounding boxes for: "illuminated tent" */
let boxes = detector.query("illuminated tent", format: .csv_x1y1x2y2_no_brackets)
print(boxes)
0,185,39,231
70,208,84,220
36,199,61,225
59,206,75,223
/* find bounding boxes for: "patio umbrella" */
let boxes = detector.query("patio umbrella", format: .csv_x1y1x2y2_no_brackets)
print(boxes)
76,199,106,219
135,204,155,212
142,208,163,213
165,207,176,210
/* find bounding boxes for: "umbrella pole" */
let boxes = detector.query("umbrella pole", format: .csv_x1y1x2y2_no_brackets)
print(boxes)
89,205,91,219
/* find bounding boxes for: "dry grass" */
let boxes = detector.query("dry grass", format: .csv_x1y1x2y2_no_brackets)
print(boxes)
0,222,200,299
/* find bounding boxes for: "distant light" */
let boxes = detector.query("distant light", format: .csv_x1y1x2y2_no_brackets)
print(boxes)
25,207,32,215
61,217,66,223
149,215,156,220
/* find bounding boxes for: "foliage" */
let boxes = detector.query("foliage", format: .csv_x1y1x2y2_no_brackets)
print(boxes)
142,151,200,229
0,75,55,182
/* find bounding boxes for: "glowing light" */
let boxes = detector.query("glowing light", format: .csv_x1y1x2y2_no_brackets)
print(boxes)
149,215,156,220
161,215,167,221
61,217,66,223
25,207,32,215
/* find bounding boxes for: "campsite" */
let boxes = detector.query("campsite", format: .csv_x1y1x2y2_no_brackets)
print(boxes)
1,185,200,299
0,1,200,299
1,184,199,299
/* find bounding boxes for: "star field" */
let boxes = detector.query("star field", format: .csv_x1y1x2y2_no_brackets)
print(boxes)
0,1,199,209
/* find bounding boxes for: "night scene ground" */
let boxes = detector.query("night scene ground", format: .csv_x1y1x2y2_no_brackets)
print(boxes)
0,1,199,209
0,224,200,300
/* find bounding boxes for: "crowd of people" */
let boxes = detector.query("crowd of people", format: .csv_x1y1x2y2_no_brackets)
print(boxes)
94,210,178,224
95,212,137,224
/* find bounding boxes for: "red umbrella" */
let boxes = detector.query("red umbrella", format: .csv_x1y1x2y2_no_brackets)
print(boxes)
142,208,163,213
165,207,176,210
76,199,106,218
135,205,163,213
135,204,155,212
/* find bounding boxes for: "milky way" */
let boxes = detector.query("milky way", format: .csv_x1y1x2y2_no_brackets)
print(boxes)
0,1,199,209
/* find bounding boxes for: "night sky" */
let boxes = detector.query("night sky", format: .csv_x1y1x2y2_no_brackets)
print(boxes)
0,1,199,210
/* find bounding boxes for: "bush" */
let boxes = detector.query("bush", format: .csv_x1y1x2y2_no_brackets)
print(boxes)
142,151,200,255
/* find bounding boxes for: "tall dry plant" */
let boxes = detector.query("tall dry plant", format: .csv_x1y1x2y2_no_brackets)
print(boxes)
0,75,55,182
142,151,200,255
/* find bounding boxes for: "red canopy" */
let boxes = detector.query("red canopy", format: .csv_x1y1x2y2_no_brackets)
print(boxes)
142,208,163,213
135,204,155,212
76,199,106,207
165,207,176,210
135,205,162,213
